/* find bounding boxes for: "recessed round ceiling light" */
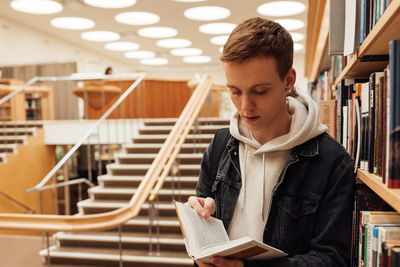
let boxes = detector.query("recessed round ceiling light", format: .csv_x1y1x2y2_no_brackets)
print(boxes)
10,0,63,15
140,58,168,65
184,6,230,21
210,35,229,46
156,38,192,48
199,23,236,35
174,0,206,2
171,48,202,57
290,32,304,42
294,43,304,51
115,11,160,25
51,17,95,30
138,27,178,38
81,31,120,42
84,0,136,9
105,42,140,51
257,1,305,17
183,55,212,64
124,50,156,59
274,19,304,31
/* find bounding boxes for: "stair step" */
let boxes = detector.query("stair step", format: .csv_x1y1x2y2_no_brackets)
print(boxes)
121,217,181,233
0,127,36,135
0,144,17,153
139,125,225,135
143,117,229,126
98,175,198,188
40,246,193,266
132,134,214,144
115,153,203,165
54,231,186,251
77,200,177,216
89,187,195,201
107,163,200,176
124,143,208,154
0,135,27,144
0,121,42,128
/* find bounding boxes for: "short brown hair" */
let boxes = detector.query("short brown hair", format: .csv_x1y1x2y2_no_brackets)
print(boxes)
221,17,293,80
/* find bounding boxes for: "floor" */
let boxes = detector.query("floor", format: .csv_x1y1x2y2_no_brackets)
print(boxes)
0,234,73,267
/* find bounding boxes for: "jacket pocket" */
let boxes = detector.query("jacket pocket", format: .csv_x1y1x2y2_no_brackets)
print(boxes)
276,194,320,218
273,194,320,254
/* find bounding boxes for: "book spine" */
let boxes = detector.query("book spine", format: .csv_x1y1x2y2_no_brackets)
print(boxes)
388,40,400,188
369,73,376,173
360,0,366,44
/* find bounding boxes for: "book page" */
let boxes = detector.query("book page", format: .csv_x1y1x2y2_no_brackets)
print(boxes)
194,236,287,263
175,202,229,254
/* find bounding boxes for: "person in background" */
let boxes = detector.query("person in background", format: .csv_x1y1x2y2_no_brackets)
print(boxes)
105,66,113,75
188,17,355,267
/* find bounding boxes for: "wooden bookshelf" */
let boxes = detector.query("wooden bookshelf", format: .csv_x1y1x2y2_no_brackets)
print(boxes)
333,0,400,85
357,169,400,213
0,80,53,121
305,0,330,81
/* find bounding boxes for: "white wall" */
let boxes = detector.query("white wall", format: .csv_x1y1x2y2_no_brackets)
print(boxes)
0,16,132,74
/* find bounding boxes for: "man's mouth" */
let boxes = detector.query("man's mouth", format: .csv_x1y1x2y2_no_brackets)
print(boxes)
242,115,260,122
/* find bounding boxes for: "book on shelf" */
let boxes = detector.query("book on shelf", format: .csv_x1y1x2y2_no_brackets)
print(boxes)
382,241,400,267
343,0,360,56
360,212,400,267
329,0,345,55
359,0,391,45
173,201,287,263
388,40,400,188
351,183,394,267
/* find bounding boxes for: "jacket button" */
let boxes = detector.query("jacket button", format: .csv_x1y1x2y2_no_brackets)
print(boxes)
224,213,230,220
235,175,240,181
233,151,237,156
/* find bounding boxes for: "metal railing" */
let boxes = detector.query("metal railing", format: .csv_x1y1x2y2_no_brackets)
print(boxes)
0,190,35,214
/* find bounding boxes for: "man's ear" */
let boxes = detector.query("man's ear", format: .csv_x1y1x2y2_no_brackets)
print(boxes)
285,68,296,92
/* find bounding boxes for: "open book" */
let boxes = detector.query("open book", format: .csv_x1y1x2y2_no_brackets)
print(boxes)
174,201,287,263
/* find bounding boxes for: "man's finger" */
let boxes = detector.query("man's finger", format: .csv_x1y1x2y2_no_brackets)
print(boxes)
187,196,212,218
203,197,216,216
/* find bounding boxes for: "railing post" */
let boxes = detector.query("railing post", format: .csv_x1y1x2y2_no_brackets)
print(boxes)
46,231,51,267
118,225,123,267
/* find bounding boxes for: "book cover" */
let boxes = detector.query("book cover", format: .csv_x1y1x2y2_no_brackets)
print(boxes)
174,201,287,263
388,40,400,188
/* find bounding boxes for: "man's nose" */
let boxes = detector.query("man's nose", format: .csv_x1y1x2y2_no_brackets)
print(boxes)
241,94,255,111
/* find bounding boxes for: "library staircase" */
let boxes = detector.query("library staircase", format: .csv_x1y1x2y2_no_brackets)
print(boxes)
0,121,43,164
40,117,229,266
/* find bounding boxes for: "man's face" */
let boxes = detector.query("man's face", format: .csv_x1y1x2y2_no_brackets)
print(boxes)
224,56,295,136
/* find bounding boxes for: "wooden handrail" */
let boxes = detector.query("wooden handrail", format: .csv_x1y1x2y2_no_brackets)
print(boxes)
148,76,213,201
0,75,213,232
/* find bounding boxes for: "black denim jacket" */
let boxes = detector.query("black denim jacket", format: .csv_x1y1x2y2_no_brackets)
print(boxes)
196,129,355,267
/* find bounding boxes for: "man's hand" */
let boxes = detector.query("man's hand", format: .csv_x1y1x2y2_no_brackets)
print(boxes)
195,257,244,267
187,196,215,218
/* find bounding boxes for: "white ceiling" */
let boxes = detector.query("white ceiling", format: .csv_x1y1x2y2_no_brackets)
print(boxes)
0,0,308,70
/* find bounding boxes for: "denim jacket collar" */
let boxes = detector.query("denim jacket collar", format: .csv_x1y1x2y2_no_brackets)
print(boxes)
226,133,319,158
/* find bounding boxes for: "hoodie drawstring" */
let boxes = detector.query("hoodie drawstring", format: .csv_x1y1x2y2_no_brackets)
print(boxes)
240,145,247,215
262,153,266,221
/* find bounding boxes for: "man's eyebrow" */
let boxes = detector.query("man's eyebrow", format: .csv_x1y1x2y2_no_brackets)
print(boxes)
226,83,272,89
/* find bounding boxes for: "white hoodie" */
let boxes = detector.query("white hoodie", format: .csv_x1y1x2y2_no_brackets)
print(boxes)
227,86,328,242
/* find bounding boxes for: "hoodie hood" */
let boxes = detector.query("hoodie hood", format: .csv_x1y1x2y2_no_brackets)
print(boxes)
229,86,327,152
227,86,327,242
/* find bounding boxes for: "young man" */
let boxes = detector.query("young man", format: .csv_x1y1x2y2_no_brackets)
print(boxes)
188,17,355,267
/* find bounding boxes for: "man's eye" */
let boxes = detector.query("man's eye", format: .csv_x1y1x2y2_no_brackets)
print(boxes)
255,90,267,95
230,90,241,95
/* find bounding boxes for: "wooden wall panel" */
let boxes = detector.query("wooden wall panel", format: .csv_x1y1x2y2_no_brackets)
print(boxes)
0,128,56,235
85,79,194,119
